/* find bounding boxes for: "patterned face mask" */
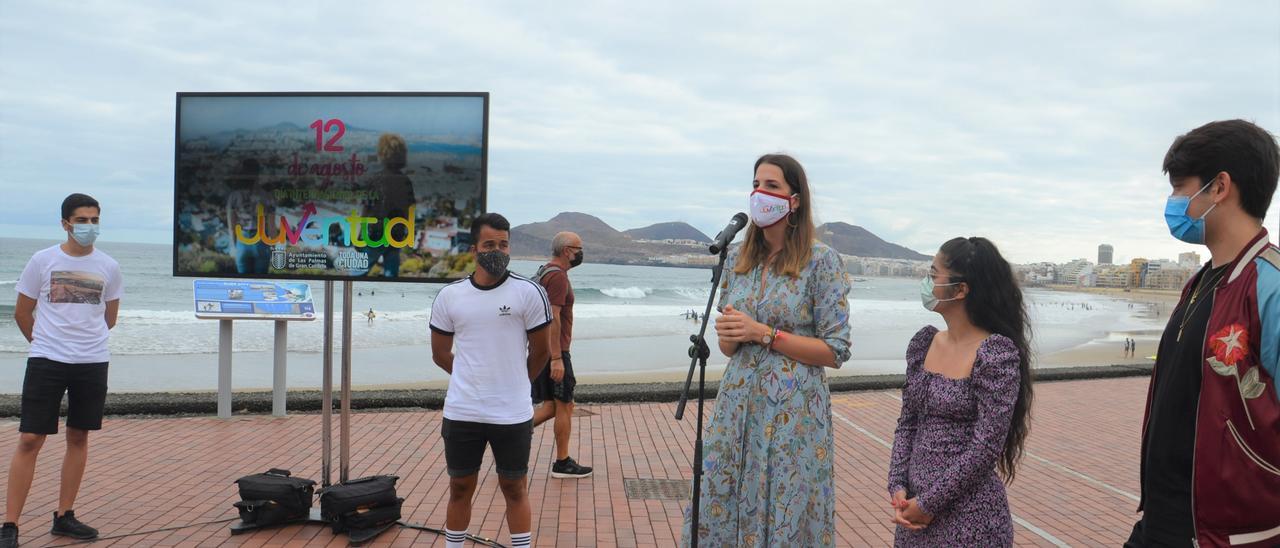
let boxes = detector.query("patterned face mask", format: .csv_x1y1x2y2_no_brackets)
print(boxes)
476,249,510,277
749,190,793,228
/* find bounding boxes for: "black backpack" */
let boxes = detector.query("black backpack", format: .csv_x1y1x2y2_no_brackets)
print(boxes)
318,475,403,534
232,468,315,527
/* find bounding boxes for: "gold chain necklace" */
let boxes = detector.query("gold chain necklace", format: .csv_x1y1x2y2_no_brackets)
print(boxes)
1177,267,1227,342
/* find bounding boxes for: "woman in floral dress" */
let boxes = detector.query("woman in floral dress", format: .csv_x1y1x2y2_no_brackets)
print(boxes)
682,153,852,547
887,237,1035,547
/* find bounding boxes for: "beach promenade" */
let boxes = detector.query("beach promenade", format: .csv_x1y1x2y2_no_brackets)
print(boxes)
0,376,1147,547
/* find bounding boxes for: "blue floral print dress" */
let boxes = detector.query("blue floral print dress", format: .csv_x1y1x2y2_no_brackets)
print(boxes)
683,242,852,547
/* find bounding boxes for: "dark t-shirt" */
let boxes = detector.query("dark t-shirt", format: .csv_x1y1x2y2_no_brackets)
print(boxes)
1140,264,1224,546
540,265,574,351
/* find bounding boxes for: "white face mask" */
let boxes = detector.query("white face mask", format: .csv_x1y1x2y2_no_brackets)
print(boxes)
920,276,961,311
70,223,100,246
749,189,793,228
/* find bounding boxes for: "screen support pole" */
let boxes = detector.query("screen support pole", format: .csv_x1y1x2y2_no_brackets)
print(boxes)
340,281,354,483
321,281,334,488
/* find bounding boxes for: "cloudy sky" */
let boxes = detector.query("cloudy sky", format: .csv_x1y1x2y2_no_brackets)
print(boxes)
1,0,1277,264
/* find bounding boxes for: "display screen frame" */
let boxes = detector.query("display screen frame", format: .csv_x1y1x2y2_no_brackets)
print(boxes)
172,91,489,284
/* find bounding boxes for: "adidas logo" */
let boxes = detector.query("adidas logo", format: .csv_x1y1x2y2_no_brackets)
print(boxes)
499,305,512,316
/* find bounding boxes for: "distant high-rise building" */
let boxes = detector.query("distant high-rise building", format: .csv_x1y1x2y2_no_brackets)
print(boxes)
1179,251,1202,268
1098,244,1114,265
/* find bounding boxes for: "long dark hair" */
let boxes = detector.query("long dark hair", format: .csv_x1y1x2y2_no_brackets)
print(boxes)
940,236,1033,482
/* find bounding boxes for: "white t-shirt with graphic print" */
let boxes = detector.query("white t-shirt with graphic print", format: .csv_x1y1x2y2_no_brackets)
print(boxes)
430,272,552,425
16,245,123,364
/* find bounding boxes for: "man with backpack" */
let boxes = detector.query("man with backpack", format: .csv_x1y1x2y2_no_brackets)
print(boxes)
531,232,593,478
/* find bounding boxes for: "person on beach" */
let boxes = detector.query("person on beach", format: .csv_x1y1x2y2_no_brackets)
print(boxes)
530,231,593,478
886,237,1033,547
1126,120,1280,548
429,212,552,548
682,153,852,547
366,307,375,324
4,194,123,547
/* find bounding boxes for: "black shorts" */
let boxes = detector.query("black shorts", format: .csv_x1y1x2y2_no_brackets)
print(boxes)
441,418,532,479
531,351,576,404
20,357,109,435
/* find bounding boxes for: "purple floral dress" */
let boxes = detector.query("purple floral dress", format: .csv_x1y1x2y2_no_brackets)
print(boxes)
888,326,1020,547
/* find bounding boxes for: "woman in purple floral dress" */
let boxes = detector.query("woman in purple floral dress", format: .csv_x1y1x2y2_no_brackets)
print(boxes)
887,237,1034,547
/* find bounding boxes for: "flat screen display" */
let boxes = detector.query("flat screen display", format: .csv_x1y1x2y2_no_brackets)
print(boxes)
173,92,488,282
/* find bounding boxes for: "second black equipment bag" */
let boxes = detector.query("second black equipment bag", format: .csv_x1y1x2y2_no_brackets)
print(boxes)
318,475,402,533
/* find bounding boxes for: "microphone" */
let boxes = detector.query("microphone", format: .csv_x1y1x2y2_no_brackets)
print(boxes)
708,212,749,255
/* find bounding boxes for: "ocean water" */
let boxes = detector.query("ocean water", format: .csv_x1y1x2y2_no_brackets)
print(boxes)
0,238,1160,391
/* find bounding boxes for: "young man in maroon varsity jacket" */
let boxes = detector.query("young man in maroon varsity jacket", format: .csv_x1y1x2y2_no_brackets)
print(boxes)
1127,120,1280,548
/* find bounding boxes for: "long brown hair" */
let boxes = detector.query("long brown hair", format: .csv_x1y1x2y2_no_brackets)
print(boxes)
734,154,816,278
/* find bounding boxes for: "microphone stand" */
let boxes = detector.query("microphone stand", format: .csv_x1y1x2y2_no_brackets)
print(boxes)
674,244,730,548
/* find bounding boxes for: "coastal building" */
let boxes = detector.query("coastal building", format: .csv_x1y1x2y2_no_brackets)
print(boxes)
1098,244,1114,265
1057,259,1093,285
1145,264,1194,290
1094,264,1130,288
1129,258,1149,289
840,255,929,278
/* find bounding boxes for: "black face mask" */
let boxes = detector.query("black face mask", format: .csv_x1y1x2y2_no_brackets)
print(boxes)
570,250,584,268
476,250,510,277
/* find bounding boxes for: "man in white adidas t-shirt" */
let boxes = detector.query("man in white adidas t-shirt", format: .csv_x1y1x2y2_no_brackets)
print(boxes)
430,212,552,548
3,194,122,547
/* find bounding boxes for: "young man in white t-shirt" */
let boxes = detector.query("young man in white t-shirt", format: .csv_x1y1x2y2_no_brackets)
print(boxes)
3,194,122,547
429,212,552,548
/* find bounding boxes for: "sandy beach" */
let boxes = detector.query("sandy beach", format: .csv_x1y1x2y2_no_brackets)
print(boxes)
1036,285,1179,367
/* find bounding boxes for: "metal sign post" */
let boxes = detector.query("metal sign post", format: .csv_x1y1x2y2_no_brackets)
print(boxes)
340,281,354,482
272,320,288,416
321,280,334,488
218,320,233,418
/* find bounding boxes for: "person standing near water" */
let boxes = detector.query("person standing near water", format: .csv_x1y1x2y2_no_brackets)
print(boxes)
886,237,1034,547
682,153,852,547
4,194,123,546
1126,120,1280,547
429,213,552,548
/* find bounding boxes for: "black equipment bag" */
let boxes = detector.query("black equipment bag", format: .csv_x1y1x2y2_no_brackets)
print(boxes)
233,468,316,525
342,498,403,531
319,475,401,533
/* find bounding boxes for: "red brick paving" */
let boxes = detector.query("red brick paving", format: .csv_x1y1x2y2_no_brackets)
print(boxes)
0,377,1149,547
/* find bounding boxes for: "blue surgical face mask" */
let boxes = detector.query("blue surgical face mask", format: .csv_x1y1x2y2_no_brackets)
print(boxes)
1165,179,1218,244
70,223,100,246
920,276,961,312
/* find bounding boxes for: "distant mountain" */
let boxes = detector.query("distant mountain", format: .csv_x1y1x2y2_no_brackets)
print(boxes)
817,222,930,261
514,212,631,246
510,214,928,266
624,222,712,243
511,212,703,265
